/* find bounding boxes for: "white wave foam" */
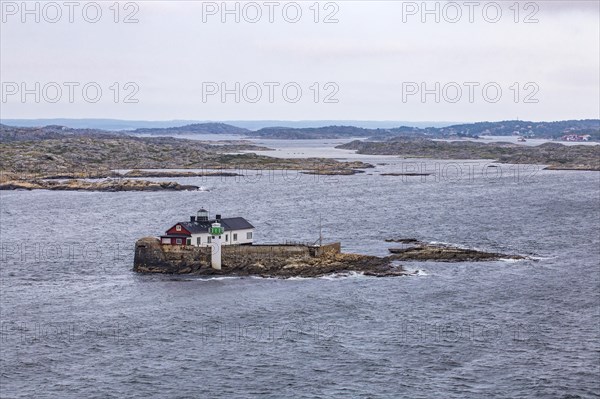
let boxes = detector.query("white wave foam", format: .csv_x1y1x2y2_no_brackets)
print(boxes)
281,272,369,281
499,255,549,262
527,255,554,261
184,276,243,281
498,258,523,263
320,271,366,280
285,276,311,281
403,268,429,276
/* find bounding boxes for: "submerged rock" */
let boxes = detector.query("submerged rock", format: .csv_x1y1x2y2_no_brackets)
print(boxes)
385,238,420,243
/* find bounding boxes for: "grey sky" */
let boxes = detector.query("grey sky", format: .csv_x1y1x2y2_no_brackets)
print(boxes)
1,0,598,122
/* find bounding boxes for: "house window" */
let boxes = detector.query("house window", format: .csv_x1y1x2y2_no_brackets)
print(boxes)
225,234,228,242
176,225,181,231
233,233,237,241
186,238,191,245
197,237,201,245
247,232,253,239
207,236,212,243
176,238,182,245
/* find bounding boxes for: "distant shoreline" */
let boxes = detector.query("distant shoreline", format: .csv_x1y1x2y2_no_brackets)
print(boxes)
2,119,598,141
2,123,599,191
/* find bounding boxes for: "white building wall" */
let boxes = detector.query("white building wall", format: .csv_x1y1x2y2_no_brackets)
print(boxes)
190,229,254,247
190,233,211,247
231,228,254,245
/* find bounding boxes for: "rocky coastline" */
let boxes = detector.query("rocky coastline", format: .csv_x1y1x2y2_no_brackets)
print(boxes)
0,178,199,192
337,139,600,171
0,125,374,191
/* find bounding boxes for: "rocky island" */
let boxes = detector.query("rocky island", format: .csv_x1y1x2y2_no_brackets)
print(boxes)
134,237,412,278
133,237,524,279
337,138,600,171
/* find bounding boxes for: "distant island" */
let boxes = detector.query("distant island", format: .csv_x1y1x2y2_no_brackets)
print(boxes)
130,123,375,139
376,120,599,141
2,119,598,141
123,119,600,141
0,119,453,131
133,122,250,136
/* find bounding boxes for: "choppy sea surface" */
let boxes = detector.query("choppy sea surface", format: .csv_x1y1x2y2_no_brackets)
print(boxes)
1,139,599,398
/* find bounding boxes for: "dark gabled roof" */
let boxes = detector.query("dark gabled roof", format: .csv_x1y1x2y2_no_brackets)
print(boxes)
176,221,212,234
220,217,254,231
168,217,254,234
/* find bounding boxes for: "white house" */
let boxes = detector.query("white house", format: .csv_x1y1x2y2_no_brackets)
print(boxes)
160,209,254,247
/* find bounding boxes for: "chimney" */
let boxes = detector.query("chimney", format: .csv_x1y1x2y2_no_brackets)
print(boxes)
215,214,221,221
190,216,196,222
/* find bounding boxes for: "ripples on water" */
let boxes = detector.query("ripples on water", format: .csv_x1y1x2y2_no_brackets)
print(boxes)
1,144,599,398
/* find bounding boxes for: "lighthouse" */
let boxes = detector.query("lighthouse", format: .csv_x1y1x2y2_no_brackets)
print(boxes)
209,220,224,270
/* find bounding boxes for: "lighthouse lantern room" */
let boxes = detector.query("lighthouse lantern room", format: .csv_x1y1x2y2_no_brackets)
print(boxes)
197,208,209,221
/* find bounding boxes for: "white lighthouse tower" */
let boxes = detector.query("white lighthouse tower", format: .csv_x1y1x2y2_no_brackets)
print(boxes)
209,221,224,270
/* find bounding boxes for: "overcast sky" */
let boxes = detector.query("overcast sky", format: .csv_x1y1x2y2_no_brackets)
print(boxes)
1,0,599,122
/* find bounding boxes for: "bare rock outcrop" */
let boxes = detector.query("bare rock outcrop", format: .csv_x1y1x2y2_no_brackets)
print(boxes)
0,178,199,191
387,239,524,262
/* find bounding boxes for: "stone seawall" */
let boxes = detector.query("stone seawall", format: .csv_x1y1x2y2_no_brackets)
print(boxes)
133,237,406,278
222,242,341,258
